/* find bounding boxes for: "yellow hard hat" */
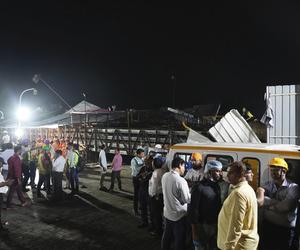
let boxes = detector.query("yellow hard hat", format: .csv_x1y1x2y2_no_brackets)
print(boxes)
269,158,288,171
191,152,202,161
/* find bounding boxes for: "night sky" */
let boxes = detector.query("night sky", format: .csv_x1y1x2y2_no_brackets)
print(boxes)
0,1,300,118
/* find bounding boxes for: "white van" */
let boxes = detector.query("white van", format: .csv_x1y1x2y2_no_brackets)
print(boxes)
166,142,300,189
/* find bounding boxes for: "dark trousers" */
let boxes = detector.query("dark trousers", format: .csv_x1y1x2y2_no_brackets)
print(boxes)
162,216,187,250
52,171,63,200
150,194,164,235
22,164,30,190
70,168,79,192
110,171,121,190
132,176,140,214
260,220,298,250
139,187,149,225
29,161,36,186
37,174,51,194
6,180,26,206
0,193,2,225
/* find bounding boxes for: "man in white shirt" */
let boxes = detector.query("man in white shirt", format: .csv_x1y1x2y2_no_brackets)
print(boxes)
131,148,145,215
161,157,190,250
2,131,10,145
52,150,66,201
99,144,108,191
0,143,14,179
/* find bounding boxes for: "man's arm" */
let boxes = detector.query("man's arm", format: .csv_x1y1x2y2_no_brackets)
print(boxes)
272,185,299,212
0,179,13,187
180,179,191,204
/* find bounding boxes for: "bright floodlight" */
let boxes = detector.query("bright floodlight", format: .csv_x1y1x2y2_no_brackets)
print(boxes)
15,128,24,138
17,107,31,121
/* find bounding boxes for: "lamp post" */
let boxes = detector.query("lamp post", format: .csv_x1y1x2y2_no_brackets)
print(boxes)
171,72,176,108
33,74,74,125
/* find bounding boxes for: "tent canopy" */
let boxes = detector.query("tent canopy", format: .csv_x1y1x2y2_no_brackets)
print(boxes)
66,100,109,114
0,100,110,128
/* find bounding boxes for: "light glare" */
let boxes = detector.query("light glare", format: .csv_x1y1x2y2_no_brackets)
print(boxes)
17,107,31,121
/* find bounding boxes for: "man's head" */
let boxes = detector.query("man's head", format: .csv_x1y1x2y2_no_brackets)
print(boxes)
244,164,254,182
171,157,185,176
136,148,145,159
14,145,22,155
227,161,247,185
191,152,202,169
205,160,222,181
115,147,120,154
100,144,106,150
67,142,73,150
73,144,79,151
22,138,29,147
153,156,165,169
269,158,288,184
55,150,62,157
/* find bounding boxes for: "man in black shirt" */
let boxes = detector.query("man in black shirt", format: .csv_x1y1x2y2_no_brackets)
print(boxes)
189,160,229,250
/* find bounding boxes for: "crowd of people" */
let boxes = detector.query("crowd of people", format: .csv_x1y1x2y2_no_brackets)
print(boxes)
0,130,299,250
0,135,86,232
129,148,300,250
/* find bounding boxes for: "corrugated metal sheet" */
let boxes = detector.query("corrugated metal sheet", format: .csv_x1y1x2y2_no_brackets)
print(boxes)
208,109,261,143
266,85,300,145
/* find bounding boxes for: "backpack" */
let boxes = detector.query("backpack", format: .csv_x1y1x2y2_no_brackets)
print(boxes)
75,151,85,172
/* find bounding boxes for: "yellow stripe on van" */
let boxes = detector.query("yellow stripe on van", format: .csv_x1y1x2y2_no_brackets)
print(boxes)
170,145,300,158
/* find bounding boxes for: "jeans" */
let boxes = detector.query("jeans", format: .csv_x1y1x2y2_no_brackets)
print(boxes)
37,174,51,194
110,170,121,190
162,216,187,250
139,187,149,225
52,171,63,200
132,176,140,214
99,167,108,188
6,179,26,206
150,194,164,235
70,168,79,192
260,220,298,250
22,163,30,190
0,193,2,224
29,161,36,186
198,223,218,250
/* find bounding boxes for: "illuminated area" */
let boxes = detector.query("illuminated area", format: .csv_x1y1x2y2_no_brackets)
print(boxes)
16,106,31,121
15,128,24,138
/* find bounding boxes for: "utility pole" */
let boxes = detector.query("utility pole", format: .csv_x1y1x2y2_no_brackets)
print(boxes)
83,93,87,147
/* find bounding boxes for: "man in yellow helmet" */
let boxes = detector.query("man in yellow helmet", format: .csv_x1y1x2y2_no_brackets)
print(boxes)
257,157,299,250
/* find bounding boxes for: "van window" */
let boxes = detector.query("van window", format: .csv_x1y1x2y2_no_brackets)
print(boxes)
205,155,234,171
174,153,192,162
285,159,300,185
242,158,260,190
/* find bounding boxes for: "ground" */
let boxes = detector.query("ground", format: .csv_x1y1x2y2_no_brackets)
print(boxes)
0,165,161,250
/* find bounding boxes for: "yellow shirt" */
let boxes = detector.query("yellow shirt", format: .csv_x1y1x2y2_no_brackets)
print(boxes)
217,181,259,250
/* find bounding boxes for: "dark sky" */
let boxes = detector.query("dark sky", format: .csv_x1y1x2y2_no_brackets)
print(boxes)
0,1,300,118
